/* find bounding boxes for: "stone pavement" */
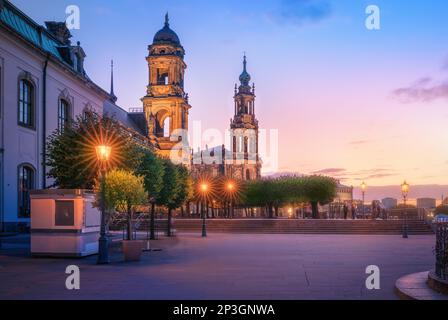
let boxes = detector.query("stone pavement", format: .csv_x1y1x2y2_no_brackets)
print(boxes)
0,233,436,300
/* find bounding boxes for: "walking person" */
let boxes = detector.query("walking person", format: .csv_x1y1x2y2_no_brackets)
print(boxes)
351,203,356,220
343,204,348,220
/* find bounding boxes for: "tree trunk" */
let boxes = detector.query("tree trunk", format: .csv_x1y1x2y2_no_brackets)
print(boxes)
268,204,274,219
127,208,133,241
167,208,172,237
311,202,319,219
274,206,279,217
150,202,156,240
186,201,191,217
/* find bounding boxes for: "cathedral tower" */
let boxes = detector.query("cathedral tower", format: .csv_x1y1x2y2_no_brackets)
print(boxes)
228,55,261,180
142,14,191,158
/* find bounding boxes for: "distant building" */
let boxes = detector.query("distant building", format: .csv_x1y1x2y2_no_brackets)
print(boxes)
416,198,436,209
382,198,398,209
335,182,353,203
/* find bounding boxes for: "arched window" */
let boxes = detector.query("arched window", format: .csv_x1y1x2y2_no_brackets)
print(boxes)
18,164,35,217
163,117,171,137
18,79,34,128
58,99,70,133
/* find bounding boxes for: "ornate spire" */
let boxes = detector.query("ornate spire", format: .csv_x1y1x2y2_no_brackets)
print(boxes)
165,12,169,27
239,53,251,87
243,53,247,72
110,60,117,103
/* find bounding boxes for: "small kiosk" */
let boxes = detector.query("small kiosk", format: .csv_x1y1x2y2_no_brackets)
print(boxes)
30,189,101,257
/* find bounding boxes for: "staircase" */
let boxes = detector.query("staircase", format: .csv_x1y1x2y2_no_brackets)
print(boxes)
131,218,434,235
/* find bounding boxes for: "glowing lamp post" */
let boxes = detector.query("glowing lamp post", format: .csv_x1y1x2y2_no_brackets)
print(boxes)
200,183,209,237
288,207,293,218
401,181,410,239
96,144,111,264
361,181,367,219
227,182,235,219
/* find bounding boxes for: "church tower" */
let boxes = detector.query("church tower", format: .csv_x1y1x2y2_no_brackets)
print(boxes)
142,14,191,158
228,55,261,180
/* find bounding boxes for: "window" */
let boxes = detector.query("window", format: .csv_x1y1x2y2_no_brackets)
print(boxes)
18,79,34,127
55,201,75,226
58,99,70,133
157,69,169,85
18,164,35,218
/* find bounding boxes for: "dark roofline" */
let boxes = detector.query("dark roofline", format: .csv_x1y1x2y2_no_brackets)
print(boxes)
0,0,112,101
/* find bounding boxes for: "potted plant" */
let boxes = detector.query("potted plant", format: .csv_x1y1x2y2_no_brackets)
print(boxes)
103,169,147,261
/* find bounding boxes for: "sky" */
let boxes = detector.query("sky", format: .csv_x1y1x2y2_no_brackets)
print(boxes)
10,0,448,199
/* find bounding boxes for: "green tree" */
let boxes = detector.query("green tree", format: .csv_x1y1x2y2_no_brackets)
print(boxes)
158,160,181,237
102,169,147,240
302,175,337,219
244,178,290,218
46,111,143,189
435,205,448,215
136,150,165,239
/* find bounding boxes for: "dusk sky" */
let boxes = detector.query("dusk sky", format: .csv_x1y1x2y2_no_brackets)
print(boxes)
12,0,448,198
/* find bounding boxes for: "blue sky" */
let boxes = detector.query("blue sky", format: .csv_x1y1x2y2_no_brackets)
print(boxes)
10,0,448,195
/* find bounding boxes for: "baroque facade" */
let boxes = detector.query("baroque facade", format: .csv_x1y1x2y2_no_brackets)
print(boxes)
140,15,262,181
190,55,261,181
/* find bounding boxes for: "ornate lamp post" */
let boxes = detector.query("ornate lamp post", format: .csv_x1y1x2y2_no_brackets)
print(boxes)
96,145,111,264
200,182,209,237
401,181,410,239
227,182,235,219
361,181,367,219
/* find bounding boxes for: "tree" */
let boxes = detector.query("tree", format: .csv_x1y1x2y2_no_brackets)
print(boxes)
174,165,194,217
46,111,143,189
435,205,448,215
102,169,147,240
158,160,181,237
136,150,165,240
244,178,290,218
301,175,337,219
241,175,336,219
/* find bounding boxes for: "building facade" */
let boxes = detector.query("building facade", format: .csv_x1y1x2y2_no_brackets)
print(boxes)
142,14,191,161
416,198,436,209
0,1,111,230
191,55,262,181
382,197,398,209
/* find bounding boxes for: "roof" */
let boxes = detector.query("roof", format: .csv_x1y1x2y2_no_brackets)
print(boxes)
1,1,67,65
153,13,181,46
0,0,111,99
103,101,147,136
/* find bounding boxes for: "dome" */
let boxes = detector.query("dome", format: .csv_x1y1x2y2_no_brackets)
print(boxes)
239,55,251,86
153,14,181,45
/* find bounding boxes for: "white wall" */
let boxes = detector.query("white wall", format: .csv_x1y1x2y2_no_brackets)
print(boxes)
0,29,107,230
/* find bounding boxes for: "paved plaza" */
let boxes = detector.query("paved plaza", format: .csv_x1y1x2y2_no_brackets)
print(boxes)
0,233,436,300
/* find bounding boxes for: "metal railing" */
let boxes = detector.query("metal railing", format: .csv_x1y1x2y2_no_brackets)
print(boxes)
435,222,448,280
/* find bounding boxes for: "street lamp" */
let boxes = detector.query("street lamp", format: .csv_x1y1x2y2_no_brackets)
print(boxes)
200,182,209,237
96,144,111,264
226,182,236,219
401,181,410,239
361,181,367,219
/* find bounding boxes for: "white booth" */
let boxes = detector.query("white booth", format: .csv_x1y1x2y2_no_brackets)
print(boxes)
30,189,101,257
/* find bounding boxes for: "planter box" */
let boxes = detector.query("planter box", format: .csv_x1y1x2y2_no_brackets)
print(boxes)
122,240,144,261
30,189,101,257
